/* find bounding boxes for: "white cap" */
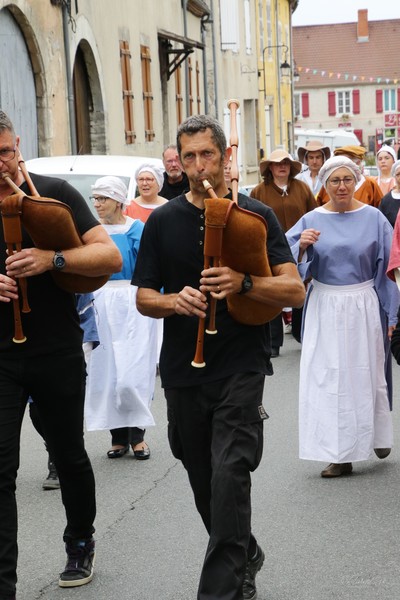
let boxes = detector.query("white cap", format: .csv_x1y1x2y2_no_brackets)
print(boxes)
91,176,128,205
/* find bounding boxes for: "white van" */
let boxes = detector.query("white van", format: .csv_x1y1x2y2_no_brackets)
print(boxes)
25,154,164,214
294,129,361,158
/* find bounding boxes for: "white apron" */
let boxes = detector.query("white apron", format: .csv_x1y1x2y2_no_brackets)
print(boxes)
299,279,393,462
85,281,157,431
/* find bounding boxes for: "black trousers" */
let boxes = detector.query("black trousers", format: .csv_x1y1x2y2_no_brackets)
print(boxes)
110,427,145,446
0,351,96,599
165,372,267,600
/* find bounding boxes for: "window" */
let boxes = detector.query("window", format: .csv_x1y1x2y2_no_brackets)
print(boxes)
294,92,309,119
220,0,239,52
337,90,351,114
244,0,252,54
119,40,135,144
384,88,396,112
140,45,155,142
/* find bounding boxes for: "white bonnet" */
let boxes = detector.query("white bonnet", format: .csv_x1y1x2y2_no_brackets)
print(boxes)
377,144,396,163
318,156,362,186
391,160,400,176
91,176,128,205
135,163,164,192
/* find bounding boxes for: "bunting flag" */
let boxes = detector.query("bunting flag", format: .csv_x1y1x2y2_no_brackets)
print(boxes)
296,65,399,85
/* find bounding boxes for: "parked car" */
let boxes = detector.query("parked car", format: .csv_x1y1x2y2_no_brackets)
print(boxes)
25,154,164,214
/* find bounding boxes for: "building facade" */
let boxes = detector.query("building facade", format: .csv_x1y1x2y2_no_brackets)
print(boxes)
293,9,400,156
0,0,296,185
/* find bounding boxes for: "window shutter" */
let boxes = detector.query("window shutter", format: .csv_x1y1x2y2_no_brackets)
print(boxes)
301,93,309,117
397,88,400,111
328,91,336,116
376,89,383,113
352,89,360,114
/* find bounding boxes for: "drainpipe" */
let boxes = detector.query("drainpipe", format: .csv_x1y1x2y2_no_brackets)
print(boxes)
210,0,219,119
201,14,209,114
275,0,283,146
62,1,77,154
182,0,191,116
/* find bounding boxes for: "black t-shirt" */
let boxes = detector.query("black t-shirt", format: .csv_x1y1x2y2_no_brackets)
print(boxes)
0,172,100,356
132,193,295,389
159,172,190,200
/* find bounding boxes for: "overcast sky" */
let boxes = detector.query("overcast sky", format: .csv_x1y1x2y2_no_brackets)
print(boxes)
292,0,400,26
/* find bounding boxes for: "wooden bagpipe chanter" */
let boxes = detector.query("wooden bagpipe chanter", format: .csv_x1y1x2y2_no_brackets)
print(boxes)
0,153,108,343
191,100,283,367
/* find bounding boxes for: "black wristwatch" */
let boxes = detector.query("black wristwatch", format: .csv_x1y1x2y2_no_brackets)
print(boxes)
53,250,66,271
239,273,253,295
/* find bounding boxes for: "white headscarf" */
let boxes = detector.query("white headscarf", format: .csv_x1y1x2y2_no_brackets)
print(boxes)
318,156,362,187
377,144,396,163
135,163,164,192
91,176,128,205
391,160,400,176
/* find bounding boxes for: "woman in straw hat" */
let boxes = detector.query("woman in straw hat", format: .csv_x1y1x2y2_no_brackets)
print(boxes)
85,176,158,461
286,156,398,478
296,140,330,197
250,149,317,355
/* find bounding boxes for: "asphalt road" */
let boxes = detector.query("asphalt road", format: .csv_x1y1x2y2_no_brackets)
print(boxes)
15,333,400,600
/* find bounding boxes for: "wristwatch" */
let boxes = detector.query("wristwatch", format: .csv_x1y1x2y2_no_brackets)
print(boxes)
53,250,66,271
239,273,253,295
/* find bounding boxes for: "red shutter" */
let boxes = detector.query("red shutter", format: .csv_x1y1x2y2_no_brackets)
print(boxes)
376,89,383,113
397,88,400,111
301,93,309,117
354,129,363,143
352,89,360,114
328,91,336,116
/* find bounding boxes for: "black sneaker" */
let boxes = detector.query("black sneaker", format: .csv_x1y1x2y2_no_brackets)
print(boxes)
59,538,95,588
42,461,60,490
243,545,265,600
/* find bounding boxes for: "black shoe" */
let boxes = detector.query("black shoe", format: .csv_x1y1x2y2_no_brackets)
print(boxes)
59,538,95,588
243,545,265,600
107,445,129,459
42,460,60,490
374,448,391,459
133,443,151,460
270,347,280,358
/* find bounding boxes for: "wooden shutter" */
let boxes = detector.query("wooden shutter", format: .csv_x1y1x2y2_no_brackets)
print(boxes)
376,89,383,113
141,45,154,141
119,40,135,144
352,89,360,114
397,88,400,111
301,93,309,117
175,66,183,125
328,91,336,116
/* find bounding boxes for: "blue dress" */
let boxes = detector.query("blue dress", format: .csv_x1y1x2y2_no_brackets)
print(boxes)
85,217,158,431
286,205,399,462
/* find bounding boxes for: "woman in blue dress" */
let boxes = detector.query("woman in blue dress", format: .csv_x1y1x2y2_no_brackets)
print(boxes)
85,176,158,460
286,156,399,477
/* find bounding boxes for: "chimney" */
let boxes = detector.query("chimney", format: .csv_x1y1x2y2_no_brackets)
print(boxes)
357,9,369,42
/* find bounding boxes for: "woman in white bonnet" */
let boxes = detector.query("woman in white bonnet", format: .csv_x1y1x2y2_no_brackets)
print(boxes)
286,156,399,478
374,144,396,195
125,163,168,222
85,176,158,460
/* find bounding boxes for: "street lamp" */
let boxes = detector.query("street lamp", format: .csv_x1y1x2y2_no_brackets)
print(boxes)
261,44,291,99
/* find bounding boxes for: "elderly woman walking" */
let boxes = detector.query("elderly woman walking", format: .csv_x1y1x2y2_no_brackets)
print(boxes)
125,163,168,222
286,156,399,477
85,176,158,460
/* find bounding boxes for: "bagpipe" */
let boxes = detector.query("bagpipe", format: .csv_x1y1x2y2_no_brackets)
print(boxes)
191,100,282,368
0,152,108,342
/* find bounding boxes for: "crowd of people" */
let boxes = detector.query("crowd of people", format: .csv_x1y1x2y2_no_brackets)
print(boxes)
1,106,400,600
